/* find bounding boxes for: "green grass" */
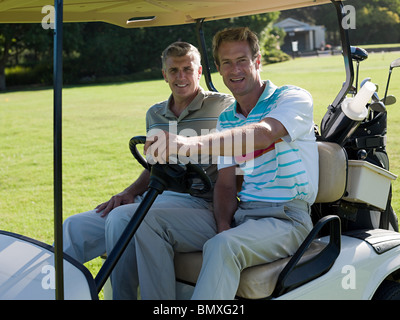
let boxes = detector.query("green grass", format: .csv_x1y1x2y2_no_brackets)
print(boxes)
357,43,400,49
1,51,400,298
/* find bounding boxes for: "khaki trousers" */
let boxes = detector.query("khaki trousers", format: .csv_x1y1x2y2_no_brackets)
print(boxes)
64,192,312,299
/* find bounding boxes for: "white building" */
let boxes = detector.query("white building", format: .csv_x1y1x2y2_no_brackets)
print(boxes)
274,18,326,53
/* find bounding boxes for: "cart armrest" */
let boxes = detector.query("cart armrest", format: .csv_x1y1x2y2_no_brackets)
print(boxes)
272,215,341,297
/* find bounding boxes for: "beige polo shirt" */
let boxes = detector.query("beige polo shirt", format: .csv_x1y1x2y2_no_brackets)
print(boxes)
145,87,234,200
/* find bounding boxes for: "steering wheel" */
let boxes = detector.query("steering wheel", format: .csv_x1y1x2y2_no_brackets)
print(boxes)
129,136,212,195
129,135,151,170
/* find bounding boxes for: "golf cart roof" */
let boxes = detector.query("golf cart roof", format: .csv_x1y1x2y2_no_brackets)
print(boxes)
1,0,335,27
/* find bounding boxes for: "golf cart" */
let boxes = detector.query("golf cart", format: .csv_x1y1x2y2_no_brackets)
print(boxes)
1,0,400,300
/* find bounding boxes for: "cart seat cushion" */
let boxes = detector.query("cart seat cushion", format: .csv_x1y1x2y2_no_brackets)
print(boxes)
174,241,326,299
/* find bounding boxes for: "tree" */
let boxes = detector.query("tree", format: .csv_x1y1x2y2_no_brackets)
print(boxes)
0,26,11,90
0,25,29,91
348,0,400,44
0,24,52,90
0,23,85,90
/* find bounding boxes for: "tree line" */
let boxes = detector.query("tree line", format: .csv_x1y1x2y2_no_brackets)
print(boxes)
0,0,399,91
0,13,282,90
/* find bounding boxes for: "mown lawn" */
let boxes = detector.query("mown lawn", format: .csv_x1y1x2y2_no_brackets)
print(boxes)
1,51,399,298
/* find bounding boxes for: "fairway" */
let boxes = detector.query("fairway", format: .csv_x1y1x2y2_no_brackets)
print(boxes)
1,52,400,283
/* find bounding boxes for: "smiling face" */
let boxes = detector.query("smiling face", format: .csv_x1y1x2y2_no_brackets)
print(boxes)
162,53,202,104
216,40,261,98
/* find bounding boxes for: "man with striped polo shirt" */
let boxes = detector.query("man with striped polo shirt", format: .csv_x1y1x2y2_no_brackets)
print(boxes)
144,27,318,299
62,41,233,299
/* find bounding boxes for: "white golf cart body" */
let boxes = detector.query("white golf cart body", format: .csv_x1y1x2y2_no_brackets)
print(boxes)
0,230,97,299
1,0,400,300
282,235,400,300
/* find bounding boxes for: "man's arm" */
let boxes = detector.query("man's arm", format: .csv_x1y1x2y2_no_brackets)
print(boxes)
213,166,239,233
202,118,287,156
144,117,288,162
96,169,150,217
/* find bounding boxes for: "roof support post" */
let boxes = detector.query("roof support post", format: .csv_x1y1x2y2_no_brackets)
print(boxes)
195,19,217,92
53,0,64,300
320,0,354,137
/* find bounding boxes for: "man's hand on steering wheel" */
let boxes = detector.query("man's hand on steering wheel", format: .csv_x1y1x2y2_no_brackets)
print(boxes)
144,130,195,164
130,135,212,196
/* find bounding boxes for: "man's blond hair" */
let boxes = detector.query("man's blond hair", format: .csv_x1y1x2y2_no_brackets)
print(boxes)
212,27,260,67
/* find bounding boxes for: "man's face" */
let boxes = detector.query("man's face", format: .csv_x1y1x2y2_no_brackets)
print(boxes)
162,54,202,101
216,40,261,97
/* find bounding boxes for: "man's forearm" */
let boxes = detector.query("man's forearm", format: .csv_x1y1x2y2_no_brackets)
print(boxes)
213,180,238,233
144,118,287,163
186,120,286,157
125,169,150,197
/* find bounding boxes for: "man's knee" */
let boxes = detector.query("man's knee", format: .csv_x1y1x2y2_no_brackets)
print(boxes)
105,204,138,235
63,213,84,235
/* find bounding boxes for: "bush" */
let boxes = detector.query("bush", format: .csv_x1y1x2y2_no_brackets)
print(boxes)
5,66,35,87
5,63,52,87
262,48,290,64
260,26,290,65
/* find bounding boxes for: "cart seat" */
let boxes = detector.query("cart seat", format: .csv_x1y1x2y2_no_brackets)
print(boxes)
174,141,347,299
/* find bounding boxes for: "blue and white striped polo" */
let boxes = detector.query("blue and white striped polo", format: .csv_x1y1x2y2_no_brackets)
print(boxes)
217,80,319,204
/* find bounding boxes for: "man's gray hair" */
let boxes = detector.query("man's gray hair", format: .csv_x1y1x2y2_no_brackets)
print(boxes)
161,42,201,70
